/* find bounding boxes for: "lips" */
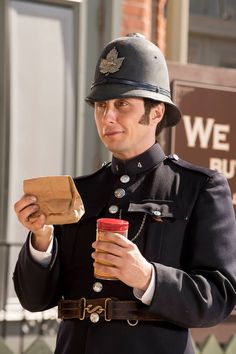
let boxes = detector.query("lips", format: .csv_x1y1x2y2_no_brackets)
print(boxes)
104,130,124,137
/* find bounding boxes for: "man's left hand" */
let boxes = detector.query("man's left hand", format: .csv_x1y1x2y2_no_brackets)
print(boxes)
92,232,152,291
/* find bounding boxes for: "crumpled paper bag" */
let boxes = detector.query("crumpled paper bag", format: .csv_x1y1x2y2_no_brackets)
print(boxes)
23,175,85,225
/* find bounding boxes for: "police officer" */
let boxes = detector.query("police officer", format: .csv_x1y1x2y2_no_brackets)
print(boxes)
13,34,236,354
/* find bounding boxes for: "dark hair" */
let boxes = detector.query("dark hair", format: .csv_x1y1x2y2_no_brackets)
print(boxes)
143,98,167,136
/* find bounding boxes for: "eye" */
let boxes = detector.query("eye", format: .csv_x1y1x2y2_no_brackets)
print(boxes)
95,101,106,109
116,99,129,108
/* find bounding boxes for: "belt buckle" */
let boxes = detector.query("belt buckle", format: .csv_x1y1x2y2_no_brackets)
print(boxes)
79,298,112,323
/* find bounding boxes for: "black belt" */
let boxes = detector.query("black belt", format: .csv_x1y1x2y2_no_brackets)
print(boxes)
58,298,160,326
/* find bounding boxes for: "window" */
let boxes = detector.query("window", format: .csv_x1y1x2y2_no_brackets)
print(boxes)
189,0,236,68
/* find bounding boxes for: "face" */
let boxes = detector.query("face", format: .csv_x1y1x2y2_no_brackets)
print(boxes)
94,97,164,160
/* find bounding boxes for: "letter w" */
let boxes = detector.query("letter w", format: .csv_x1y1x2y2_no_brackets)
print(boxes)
183,115,215,149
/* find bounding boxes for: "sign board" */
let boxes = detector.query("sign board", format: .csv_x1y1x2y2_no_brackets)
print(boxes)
171,80,236,208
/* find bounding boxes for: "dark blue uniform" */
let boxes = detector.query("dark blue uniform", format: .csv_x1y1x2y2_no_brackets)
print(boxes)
13,143,236,354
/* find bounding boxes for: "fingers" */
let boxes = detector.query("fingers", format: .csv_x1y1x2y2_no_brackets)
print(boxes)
92,237,132,257
92,246,152,290
93,260,118,279
95,231,129,247
14,195,37,215
91,236,136,274
14,194,46,232
26,214,48,233
92,235,152,289
92,249,120,265
92,232,135,267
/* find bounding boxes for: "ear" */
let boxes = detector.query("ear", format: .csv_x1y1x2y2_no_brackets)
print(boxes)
150,103,165,126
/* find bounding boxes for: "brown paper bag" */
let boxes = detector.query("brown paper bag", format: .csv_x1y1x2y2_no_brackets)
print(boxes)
23,175,85,225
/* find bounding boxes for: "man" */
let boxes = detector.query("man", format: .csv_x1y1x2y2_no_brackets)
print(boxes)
13,34,236,354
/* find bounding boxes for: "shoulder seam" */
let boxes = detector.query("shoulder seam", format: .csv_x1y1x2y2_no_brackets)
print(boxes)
166,157,217,178
73,163,111,181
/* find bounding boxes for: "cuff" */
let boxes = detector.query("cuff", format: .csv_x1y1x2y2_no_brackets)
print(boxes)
133,264,155,305
29,232,53,267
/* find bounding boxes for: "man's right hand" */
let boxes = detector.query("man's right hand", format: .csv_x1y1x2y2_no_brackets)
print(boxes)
14,195,54,251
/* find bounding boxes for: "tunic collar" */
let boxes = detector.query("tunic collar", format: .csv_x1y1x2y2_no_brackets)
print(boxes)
111,143,166,176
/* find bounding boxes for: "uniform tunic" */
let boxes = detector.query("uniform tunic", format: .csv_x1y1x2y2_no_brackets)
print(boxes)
13,143,236,354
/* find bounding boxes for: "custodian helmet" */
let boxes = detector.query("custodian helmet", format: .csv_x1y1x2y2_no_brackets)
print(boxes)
86,33,181,127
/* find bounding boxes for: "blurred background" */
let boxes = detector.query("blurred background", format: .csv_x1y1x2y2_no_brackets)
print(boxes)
0,0,236,353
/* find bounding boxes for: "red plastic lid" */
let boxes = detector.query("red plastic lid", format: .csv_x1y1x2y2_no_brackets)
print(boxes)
97,218,129,232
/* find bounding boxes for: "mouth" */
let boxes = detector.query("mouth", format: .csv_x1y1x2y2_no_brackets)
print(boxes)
104,130,124,137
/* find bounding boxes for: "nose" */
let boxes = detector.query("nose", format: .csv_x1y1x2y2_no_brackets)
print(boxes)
102,104,116,124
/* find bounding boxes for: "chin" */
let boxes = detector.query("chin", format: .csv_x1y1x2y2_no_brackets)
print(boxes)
105,142,124,152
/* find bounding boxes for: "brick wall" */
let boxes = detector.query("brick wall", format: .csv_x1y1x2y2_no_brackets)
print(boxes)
121,0,167,53
155,0,167,53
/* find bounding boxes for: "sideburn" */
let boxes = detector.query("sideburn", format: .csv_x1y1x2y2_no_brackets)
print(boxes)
138,98,155,125
138,111,150,125
139,99,166,136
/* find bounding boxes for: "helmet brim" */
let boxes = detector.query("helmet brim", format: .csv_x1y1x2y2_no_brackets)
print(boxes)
86,83,181,127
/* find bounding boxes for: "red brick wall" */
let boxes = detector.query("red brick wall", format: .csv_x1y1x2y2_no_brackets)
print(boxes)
121,0,167,53
121,0,152,39
155,0,167,53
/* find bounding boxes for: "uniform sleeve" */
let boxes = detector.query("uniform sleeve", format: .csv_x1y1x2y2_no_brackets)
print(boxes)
148,172,236,328
13,230,61,312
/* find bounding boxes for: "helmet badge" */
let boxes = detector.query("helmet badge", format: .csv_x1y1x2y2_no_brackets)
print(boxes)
99,47,125,76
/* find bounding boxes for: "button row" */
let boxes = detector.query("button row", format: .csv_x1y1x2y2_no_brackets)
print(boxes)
109,174,130,214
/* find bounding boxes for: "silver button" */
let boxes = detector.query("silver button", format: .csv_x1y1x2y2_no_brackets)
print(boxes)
169,153,179,161
109,205,119,214
90,313,100,323
114,188,126,198
120,175,130,183
153,210,161,216
137,162,142,168
93,282,103,293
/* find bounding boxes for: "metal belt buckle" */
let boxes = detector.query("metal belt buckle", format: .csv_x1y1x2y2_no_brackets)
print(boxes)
79,298,112,323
